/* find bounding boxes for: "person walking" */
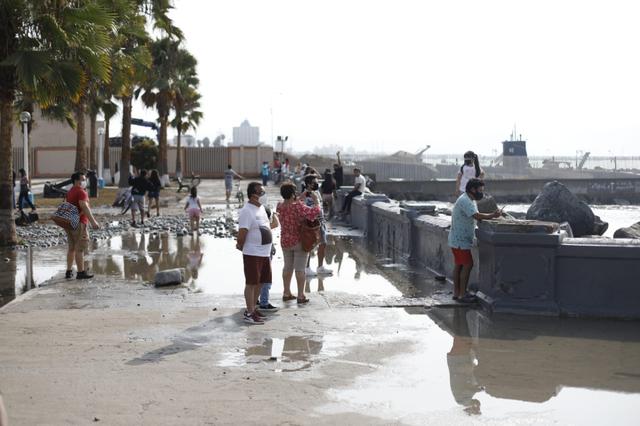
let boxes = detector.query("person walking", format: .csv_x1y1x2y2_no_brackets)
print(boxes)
65,171,101,279
147,169,162,217
184,186,203,234
276,182,321,304
129,169,151,227
455,151,485,195
236,182,276,324
17,168,36,213
448,178,501,303
340,167,366,215
303,174,332,276
224,164,243,202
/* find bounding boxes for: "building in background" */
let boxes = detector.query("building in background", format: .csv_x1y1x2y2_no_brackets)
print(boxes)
231,120,262,146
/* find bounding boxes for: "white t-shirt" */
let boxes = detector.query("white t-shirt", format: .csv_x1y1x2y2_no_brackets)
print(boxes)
186,196,200,210
353,174,367,192
458,165,478,193
238,203,272,257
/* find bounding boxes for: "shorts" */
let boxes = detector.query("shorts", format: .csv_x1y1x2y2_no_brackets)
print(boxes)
225,180,233,191
451,248,473,266
148,191,159,199
243,255,272,285
188,207,201,219
282,242,309,273
131,194,145,210
65,223,90,252
322,193,333,203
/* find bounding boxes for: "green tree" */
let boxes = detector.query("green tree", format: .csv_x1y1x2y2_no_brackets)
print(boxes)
0,0,113,246
131,138,158,171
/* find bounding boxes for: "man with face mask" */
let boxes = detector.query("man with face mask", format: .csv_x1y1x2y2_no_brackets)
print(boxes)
236,182,278,324
65,171,101,279
448,178,501,303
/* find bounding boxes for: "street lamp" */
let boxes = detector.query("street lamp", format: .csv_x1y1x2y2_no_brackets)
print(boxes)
97,127,105,186
19,111,31,177
276,135,288,156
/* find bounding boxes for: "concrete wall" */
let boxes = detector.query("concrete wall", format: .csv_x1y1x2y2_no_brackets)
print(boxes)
341,189,640,319
11,108,97,148
375,177,640,203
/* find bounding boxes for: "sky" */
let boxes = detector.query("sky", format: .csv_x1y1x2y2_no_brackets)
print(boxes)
112,0,640,156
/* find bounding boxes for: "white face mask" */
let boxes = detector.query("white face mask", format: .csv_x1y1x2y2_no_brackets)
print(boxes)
80,180,87,189
258,194,268,206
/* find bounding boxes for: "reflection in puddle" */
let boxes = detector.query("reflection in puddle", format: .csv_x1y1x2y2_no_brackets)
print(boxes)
222,335,323,372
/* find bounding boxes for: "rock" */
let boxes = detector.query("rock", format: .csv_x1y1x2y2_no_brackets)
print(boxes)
526,181,603,237
613,222,640,239
154,268,185,286
476,194,499,214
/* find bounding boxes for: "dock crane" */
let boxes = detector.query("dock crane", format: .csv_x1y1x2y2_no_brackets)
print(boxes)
577,152,591,170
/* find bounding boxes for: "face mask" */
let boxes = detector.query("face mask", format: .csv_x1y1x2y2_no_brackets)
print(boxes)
311,182,319,191
80,180,87,189
474,191,484,200
258,194,268,205
464,159,473,165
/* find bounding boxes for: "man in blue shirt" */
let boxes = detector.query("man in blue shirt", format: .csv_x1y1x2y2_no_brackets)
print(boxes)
448,178,501,303
261,161,270,186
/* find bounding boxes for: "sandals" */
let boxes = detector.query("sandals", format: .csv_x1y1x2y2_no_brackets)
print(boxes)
297,298,310,304
282,294,296,301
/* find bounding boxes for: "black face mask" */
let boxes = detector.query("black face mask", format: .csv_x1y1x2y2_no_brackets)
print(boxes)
311,183,319,190
474,191,484,200
464,159,473,165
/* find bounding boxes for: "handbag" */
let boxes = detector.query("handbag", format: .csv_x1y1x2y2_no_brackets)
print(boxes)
52,201,80,230
300,218,321,252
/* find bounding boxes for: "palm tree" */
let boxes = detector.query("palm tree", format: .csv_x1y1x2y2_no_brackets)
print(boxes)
139,38,196,185
0,0,113,246
171,86,203,178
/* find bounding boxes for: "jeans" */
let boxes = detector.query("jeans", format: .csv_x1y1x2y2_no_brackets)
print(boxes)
18,191,35,211
262,175,268,186
259,282,271,307
341,190,362,213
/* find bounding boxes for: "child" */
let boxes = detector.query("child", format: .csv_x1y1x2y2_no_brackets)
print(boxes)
185,186,203,233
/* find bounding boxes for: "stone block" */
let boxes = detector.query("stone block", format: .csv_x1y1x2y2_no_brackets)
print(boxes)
154,268,185,287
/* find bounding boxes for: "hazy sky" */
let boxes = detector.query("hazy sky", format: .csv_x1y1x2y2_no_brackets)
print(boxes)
114,0,640,156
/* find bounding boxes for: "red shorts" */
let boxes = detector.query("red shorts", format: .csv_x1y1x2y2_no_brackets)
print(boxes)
243,255,272,285
451,248,473,266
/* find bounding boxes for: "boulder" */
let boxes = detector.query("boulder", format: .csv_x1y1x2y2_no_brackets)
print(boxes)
476,194,499,214
592,215,609,236
154,268,185,287
525,181,605,237
613,222,640,239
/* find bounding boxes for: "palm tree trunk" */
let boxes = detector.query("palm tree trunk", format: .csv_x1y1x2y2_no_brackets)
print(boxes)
0,95,18,246
158,114,169,185
119,95,132,188
74,102,87,172
103,117,111,183
89,111,97,170
176,127,182,179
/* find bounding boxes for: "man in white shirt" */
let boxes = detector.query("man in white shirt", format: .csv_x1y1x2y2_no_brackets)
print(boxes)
340,168,366,214
236,182,277,324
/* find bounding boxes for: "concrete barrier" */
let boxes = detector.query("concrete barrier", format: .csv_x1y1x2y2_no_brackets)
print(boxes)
339,190,640,318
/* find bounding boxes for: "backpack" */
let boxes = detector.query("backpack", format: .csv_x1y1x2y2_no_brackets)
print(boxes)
300,218,321,252
52,201,80,230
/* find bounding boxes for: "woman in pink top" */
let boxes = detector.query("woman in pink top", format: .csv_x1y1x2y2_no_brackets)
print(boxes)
276,182,321,304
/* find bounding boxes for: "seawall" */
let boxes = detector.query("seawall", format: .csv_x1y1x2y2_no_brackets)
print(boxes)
374,177,640,203
338,190,640,319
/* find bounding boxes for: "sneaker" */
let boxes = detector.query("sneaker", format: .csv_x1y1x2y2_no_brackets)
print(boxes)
458,294,478,304
317,265,333,275
254,310,268,320
65,270,73,279
258,303,279,312
305,267,317,277
131,221,138,228
76,271,94,280
243,312,264,325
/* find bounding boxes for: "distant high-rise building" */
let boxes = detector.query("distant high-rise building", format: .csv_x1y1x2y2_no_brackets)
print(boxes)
231,120,261,146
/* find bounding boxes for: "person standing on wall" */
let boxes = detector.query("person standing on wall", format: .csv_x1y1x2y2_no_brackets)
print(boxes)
333,151,343,189
65,171,101,279
448,178,501,303
455,151,485,195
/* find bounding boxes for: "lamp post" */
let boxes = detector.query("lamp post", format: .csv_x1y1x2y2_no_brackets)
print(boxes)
19,112,31,177
97,127,105,186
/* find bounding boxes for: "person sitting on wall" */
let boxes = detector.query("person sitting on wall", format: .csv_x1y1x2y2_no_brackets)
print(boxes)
340,167,366,215
448,178,501,303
